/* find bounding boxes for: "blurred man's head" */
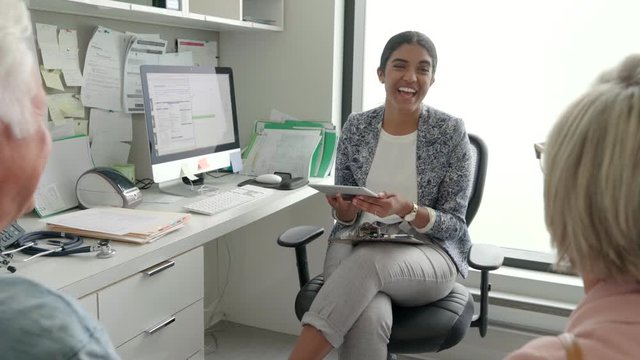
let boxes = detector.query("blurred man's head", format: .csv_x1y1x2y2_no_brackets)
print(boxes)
0,0,51,229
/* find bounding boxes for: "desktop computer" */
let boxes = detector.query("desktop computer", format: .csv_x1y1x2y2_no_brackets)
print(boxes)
133,65,242,197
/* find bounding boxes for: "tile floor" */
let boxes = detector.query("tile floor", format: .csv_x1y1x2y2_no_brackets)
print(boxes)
203,321,338,359
204,321,414,359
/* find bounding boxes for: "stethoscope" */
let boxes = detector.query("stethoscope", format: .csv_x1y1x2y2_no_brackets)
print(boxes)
1,231,116,263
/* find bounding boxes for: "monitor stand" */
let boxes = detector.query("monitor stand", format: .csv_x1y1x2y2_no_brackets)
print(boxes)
158,178,217,198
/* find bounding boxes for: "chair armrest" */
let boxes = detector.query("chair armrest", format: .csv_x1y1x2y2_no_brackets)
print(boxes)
468,244,504,271
277,225,325,248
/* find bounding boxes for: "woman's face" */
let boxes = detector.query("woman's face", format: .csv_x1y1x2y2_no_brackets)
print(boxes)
378,43,435,113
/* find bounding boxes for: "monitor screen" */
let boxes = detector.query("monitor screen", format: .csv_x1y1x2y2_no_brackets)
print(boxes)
140,65,241,195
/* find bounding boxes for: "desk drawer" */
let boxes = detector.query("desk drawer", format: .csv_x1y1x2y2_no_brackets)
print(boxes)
78,292,98,319
116,299,204,360
99,247,204,346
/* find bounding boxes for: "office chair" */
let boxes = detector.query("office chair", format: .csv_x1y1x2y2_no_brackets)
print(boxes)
277,133,504,356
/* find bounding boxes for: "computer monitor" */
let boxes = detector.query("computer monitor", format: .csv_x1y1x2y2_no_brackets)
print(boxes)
140,65,241,197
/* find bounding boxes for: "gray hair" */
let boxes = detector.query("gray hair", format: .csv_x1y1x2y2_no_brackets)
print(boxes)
544,54,640,281
0,0,40,138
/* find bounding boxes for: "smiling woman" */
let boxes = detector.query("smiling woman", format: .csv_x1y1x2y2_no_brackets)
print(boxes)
351,0,640,258
289,30,474,360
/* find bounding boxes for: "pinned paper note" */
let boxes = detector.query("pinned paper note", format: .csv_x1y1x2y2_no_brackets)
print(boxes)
47,93,85,118
177,39,218,67
47,104,66,125
122,34,167,113
89,108,132,142
36,23,63,70
46,120,75,140
81,26,124,112
58,29,83,87
40,66,65,91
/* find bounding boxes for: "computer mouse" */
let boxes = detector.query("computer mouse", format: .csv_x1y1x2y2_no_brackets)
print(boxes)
255,174,282,185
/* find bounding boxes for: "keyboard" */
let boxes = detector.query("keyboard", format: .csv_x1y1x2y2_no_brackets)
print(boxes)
183,185,271,216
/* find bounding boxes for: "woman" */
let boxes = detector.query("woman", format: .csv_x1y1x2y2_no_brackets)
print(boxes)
505,55,640,359
289,31,473,360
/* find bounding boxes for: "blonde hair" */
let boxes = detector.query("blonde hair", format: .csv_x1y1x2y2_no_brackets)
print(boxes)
544,54,640,281
0,0,39,138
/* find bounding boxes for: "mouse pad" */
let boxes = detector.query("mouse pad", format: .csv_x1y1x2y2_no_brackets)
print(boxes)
237,177,308,190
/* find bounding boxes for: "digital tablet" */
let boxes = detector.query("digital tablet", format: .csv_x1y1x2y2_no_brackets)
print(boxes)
309,184,379,198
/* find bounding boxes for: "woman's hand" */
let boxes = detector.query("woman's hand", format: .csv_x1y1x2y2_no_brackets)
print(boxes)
352,191,412,218
326,194,359,223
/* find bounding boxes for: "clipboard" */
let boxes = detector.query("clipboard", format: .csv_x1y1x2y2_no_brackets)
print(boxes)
34,135,95,217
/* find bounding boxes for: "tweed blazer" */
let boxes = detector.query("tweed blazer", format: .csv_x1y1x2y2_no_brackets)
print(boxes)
331,104,473,277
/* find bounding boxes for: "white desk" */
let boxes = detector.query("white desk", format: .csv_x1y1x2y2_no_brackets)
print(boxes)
13,174,330,359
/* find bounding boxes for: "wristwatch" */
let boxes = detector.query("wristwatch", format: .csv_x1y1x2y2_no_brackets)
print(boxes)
403,202,419,222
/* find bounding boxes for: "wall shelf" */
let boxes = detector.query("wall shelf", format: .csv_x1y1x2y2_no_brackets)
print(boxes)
27,0,283,32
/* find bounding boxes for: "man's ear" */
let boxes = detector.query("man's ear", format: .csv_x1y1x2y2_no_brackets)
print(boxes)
377,68,385,83
430,76,436,86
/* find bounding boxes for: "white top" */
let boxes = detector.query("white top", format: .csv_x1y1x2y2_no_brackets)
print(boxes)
361,129,418,225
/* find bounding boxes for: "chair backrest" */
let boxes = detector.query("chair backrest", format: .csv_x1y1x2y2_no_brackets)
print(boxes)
465,133,488,225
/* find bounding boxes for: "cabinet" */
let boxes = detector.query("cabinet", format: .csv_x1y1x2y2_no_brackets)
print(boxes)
81,247,204,360
27,0,284,31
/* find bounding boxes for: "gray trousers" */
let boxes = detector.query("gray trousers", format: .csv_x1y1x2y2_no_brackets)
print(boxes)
301,241,457,360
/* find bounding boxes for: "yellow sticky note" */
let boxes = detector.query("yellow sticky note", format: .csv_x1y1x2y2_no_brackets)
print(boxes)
40,65,65,91
198,157,210,171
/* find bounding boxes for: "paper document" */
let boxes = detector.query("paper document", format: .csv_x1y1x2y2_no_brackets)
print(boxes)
58,29,83,87
47,93,85,119
250,119,337,177
46,207,191,244
81,26,125,112
243,129,321,179
90,136,131,167
46,120,76,140
89,108,132,142
122,34,167,113
40,66,65,91
35,23,63,70
34,136,94,217
177,39,218,67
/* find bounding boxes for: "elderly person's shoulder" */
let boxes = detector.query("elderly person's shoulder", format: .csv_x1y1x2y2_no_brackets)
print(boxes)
0,275,120,359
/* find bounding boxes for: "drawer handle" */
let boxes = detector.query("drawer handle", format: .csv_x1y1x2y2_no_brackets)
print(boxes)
145,316,176,335
144,260,175,276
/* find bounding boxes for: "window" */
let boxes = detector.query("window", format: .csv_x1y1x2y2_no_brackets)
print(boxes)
349,0,640,257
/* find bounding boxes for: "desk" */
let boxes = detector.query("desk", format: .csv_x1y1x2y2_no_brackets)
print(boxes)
14,174,333,359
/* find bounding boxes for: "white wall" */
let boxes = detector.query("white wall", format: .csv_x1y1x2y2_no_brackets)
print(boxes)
207,193,334,335
218,0,344,147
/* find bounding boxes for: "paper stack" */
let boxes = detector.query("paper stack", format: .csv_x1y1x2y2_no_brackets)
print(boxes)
46,207,191,244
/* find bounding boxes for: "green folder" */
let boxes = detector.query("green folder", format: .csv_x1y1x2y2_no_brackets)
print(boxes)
317,129,338,177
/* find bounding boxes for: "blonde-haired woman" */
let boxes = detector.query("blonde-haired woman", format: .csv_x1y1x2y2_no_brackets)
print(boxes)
506,55,640,359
